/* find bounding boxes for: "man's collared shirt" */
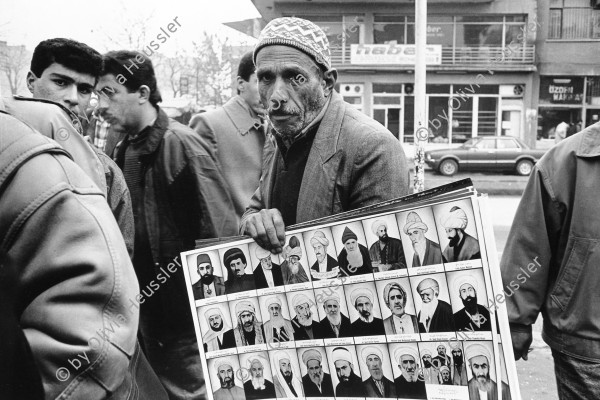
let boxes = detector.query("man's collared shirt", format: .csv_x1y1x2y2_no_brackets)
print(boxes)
263,268,274,287
392,313,417,334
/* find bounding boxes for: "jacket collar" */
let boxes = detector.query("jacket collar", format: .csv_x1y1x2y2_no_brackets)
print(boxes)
224,95,262,136
308,91,345,164
136,107,170,156
576,121,600,158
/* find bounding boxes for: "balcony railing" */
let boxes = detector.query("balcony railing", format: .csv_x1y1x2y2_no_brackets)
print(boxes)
331,44,536,69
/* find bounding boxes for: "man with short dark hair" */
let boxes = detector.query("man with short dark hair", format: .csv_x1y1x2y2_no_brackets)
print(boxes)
241,17,409,253
223,247,256,293
191,51,269,223
96,50,238,399
193,254,225,300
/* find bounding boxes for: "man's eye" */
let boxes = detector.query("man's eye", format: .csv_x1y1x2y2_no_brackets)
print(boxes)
79,88,92,95
53,79,67,87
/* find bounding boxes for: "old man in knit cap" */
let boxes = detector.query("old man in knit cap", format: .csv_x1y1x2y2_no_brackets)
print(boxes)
193,253,226,300
290,293,322,340
350,287,385,336
317,292,353,338
331,347,365,397
253,245,284,289
262,295,294,343
453,275,491,332
369,219,407,271
202,307,236,353
243,354,276,400
223,247,256,294
382,282,419,335
441,206,481,262
213,358,246,400
281,236,309,284
393,345,427,399
234,301,266,347
240,16,409,253
309,230,340,280
403,211,443,267
300,349,335,397
337,227,373,276
466,344,511,400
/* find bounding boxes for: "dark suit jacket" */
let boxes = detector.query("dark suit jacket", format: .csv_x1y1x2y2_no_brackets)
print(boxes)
351,317,386,336
363,376,396,398
243,378,276,400
302,372,335,397
192,276,225,300
318,313,353,339
337,244,373,276
202,329,236,352
454,305,492,331
418,300,455,333
412,238,442,267
291,316,323,341
253,263,284,289
310,254,339,280
394,375,427,399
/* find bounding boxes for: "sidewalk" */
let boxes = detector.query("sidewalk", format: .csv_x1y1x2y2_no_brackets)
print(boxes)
419,168,529,196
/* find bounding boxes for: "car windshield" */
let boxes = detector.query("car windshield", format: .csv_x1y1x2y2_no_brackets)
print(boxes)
461,138,478,148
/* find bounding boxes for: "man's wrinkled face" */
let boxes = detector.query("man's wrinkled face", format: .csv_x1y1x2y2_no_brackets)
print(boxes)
313,243,326,263
289,255,300,268
230,258,246,276
441,369,451,382
96,74,140,133
208,314,223,330
269,304,281,318
418,287,437,303
324,300,339,316
344,239,357,252
260,256,273,270
334,360,352,381
217,365,234,388
28,62,95,117
255,45,328,138
366,355,383,380
198,263,213,278
307,359,323,382
376,226,388,240
388,289,406,316
470,355,490,384
296,303,311,319
250,361,264,378
355,296,373,319
279,359,292,377
240,311,255,328
408,229,426,245
400,355,417,377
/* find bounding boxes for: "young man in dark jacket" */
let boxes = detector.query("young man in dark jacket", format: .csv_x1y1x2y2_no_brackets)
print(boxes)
96,50,238,399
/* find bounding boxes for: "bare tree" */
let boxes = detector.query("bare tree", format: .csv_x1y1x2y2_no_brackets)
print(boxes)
0,44,30,95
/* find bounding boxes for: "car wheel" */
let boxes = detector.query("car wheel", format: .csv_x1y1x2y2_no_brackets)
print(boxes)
516,159,533,176
439,159,458,176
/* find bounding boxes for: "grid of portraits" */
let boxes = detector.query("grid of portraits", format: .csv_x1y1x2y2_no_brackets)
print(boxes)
206,340,500,399
184,197,510,400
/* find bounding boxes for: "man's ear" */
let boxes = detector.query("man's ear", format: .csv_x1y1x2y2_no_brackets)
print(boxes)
26,71,37,94
322,68,338,97
237,76,246,93
138,85,151,104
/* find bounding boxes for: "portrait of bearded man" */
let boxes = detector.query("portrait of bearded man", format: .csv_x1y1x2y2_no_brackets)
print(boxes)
331,347,365,398
466,344,511,400
420,349,441,384
223,247,255,294
440,206,481,263
213,358,246,400
272,351,304,398
440,366,453,385
192,253,225,300
337,227,372,276
202,307,236,353
415,277,455,333
432,343,452,368
233,301,266,347
290,293,323,340
281,236,309,284
262,296,294,344
350,287,385,336
403,211,443,267
309,230,340,280
361,346,396,398
382,282,419,335
452,275,491,332
253,246,284,289
392,346,427,399
451,346,468,386
300,349,335,397
317,294,353,339
242,355,276,400
368,220,407,271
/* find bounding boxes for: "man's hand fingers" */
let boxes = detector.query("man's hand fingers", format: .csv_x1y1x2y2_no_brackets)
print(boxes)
260,210,282,253
246,214,269,249
270,210,286,247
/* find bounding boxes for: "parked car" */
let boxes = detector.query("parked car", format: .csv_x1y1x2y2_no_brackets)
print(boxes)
424,136,546,176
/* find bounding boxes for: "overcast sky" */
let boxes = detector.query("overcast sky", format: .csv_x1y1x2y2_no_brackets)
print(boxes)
0,0,261,51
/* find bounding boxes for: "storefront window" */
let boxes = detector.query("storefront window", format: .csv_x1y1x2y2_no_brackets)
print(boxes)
478,97,499,136
586,77,600,105
452,97,473,143
374,15,406,44
548,0,600,40
428,96,450,143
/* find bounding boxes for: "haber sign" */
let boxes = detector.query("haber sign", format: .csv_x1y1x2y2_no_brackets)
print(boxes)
350,44,442,65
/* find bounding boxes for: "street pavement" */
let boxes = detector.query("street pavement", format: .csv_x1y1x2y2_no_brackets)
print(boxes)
423,168,529,196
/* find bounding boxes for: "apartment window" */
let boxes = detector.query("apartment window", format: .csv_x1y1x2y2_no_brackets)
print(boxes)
292,15,363,48
549,0,600,39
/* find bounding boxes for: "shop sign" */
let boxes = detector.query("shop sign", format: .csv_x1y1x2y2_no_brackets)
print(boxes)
539,77,584,104
350,44,442,65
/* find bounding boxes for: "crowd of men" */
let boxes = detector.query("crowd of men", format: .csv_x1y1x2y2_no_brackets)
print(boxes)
2,9,596,400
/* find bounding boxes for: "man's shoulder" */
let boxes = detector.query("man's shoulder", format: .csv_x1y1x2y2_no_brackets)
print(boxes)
438,300,453,311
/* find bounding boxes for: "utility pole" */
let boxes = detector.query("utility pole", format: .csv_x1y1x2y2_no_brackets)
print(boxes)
413,0,428,193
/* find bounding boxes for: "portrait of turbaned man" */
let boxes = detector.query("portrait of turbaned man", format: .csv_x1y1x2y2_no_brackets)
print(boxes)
302,227,341,281
357,344,396,398
397,207,444,268
389,343,427,399
188,250,226,300
239,352,276,400
260,294,294,344
332,222,373,276
269,348,305,398
375,278,420,335
229,297,266,347
287,290,323,341
345,282,386,337
197,303,236,353
410,273,456,333
298,347,335,397
208,355,247,400
249,242,284,289
314,285,353,339
325,345,366,398
465,341,511,400
280,234,310,285
363,215,408,272
433,199,482,263
448,269,492,332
